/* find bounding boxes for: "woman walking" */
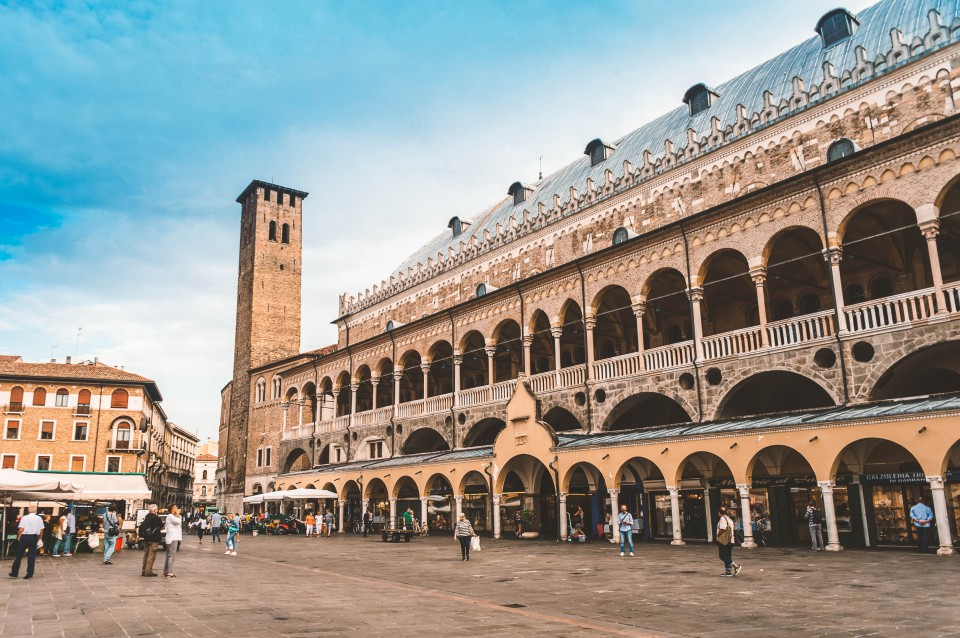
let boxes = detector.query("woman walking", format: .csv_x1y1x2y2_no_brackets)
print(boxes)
716,506,742,577
164,504,183,578
196,515,207,544
454,513,477,561
225,514,238,556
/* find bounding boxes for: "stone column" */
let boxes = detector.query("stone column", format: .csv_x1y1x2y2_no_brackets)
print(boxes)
492,494,502,539
331,389,340,418
750,267,770,347
455,495,463,524
453,354,462,396
297,397,304,426
558,492,568,541
551,326,563,386
371,377,379,410
667,486,685,545
393,372,402,406
823,247,848,333
737,483,757,548
704,488,714,543
608,489,620,543
420,363,431,400
687,287,705,361
927,475,956,555
485,345,496,386
920,220,948,312
818,481,844,552
522,335,533,375
361,497,369,516
631,302,647,370
420,496,429,532
281,401,288,436
349,383,358,415
338,499,346,534
389,498,397,525
584,316,597,366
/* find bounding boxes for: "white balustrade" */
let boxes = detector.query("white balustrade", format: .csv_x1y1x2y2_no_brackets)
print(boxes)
765,310,835,348
315,418,336,433
558,364,585,388
844,288,938,333
701,326,764,360
944,284,960,314
333,415,350,431
591,351,644,381
353,409,376,427
424,393,453,414
643,341,695,371
457,386,490,407
529,370,557,393
396,398,423,419
492,379,517,402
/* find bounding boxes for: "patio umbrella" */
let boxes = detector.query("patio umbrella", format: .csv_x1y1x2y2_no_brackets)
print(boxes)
242,494,265,505
281,488,339,500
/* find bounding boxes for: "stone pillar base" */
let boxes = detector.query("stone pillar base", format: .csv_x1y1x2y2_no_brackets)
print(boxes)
670,539,686,546
937,546,956,556
741,540,757,549
826,543,844,552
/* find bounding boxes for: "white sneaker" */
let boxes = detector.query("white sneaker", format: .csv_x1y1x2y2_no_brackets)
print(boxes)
230,551,237,556
630,552,635,557
619,552,624,557
224,550,231,554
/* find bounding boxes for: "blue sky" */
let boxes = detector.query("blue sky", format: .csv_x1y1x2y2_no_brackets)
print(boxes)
0,0,873,440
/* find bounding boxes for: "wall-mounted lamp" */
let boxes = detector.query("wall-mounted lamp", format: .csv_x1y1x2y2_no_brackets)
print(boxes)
729,442,738,449
809,435,819,442
414,470,422,475
661,447,668,455
383,474,390,478
918,426,927,434
601,454,610,460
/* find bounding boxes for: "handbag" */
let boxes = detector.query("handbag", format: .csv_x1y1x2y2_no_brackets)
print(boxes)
470,536,481,551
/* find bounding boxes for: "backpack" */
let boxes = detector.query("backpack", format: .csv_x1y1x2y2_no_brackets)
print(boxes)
809,508,822,525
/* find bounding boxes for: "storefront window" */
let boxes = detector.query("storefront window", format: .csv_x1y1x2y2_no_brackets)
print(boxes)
462,494,488,532
653,494,674,538
873,486,909,544
833,486,852,532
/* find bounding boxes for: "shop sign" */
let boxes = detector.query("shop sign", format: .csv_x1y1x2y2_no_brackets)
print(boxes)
862,471,926,485
751,476,816,488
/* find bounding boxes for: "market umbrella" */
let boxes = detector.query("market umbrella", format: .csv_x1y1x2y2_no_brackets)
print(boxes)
242,494,265,505
281,488,339,500
260,490,290,502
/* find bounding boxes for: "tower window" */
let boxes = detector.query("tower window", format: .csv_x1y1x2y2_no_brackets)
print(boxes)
269,221,278,241
290,195,296,207
476,283,487,298
281,224,290,244
612,227,630,245
827,138,856,163
264,189,271,202
277,192,285,206
449,216,463,237
816,9,858,48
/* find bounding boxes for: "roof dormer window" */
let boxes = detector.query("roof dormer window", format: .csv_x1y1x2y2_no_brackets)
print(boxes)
816,8,858,48
508,182,531,206
449,216,463,237
682,83,718,116
584,139,613,167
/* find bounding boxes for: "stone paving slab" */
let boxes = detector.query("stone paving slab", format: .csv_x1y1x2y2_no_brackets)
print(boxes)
0,534,957,637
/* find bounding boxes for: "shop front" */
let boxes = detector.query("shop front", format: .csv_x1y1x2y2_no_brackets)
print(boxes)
460,471,489,533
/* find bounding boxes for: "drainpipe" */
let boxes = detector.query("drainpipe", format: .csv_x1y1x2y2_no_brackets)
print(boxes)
91,381,105,473
446,309,458,449
514,282,526,374
387,325,398,456
679,223,705,422
574,260,593,432
812,174,851,405
483,461,494,535
341,319,355,460
548,456,561,542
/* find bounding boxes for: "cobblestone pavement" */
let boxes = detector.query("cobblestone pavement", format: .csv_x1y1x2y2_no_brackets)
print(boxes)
1,534,958,637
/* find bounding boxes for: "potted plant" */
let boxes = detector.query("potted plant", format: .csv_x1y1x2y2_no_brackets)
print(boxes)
519,509,540,539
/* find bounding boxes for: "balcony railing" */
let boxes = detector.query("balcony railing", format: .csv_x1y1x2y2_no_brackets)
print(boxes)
74,404,92,416
701,326,764,360
529,370,557,393
492,379,516,402
5,402,23,414
943,283,960,313
558,364,585,388
592,351,644,381
458,385,490,407
765,310,835,348
643,341,695,370
844,287,939,333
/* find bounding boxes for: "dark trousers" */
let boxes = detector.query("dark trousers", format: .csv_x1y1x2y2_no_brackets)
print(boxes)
363,521,370,537
718,542,734,570
915,526,931,552
212,527,221,542
10,534,39,577
458,535,471,560
142,542,160,575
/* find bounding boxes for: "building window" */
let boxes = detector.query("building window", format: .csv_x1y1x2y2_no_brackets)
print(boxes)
335,447,342,463
265,447,271,466
269,221,278,241
369,440,383,459
585,139,611,167
257,449,263,467
476,283,487,298
115,422,132,449
508,182,528,206
73,422,88,441
281,223,290,244
827,138,856,163
816,9,858,48
1,455,16,469
106,456,121,473
449,216,463,237
32,387,47,406
36,455,51,471
277,192,285,206
290,195,296,207
39,421,55,440
111,388,129,409
264,188,271,202
683,83,715,116
8,386,24,412
70,455,85,472
77,389,91,415
612,227,630,245
4,419,20,440
55,388,69,407
201,486,207,497
272,376,282,399
202,469,208,480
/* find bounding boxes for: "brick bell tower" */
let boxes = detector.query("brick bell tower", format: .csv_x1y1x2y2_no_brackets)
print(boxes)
223,180,308,509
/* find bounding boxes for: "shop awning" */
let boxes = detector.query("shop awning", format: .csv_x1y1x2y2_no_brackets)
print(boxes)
16,472,150,501
261,490,290,502
282,488,338,501
0,469,83,498
243,494,265,504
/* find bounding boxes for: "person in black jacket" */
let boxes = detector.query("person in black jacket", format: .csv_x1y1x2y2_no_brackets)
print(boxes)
139,504,163,577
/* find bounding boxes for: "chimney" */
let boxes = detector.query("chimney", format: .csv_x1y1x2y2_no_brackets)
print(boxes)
94,356,99,365
50,358,56,363
66,356,72,364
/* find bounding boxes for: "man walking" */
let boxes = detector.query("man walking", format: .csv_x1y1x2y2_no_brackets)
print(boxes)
324,509,334,537
62,505,76,556
139,504,163,577
804,500,824,551
9,506,44,580
910,495,935,553
617,504,635,557
102,505,122,565
362,508,372,537
716,506,742,577
211,511,222,543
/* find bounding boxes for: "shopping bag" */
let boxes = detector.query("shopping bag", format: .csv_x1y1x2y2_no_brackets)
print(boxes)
470,536,481,551
87,533,100,549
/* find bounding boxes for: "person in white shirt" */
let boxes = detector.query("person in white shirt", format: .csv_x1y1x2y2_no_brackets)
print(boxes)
163,505,183,578
62,507,76,556
9,506,45,579
715,506,742,577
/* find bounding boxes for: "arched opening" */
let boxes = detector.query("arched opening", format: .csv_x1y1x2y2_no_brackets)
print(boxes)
353,366,373,413
716,371,835,419
268,221,277,241
281,223,290,244
375,359,394,408
335,371,351,416
944,440,960,544
674,452,736,541
834,438,929,548
542,406,582,432
701,250,757,336
462,418,506,447
398,350,423,403
592,285,637,360
460,471,491,534
871,341,960,400
401,427,450,455
394,477,420,528
493,320,522,382
498,454,558,540
840,200,931,305
342,480,362,531
301,382,317,423
528,311,554,374
283,448,311,473
603,393,691,431
425,474,455,532
747,446,818,545
316,443,330,465
558,300,586,367
365,478,389,525
427,341,454,397
765,228,832,322
936,178,960,285
317,377,335,421
643,268,692,347
460,331,488,390
564,462,606,540
615,457,666,541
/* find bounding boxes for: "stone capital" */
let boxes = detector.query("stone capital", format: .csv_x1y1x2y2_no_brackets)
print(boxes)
370,376,380,387
550,326,564,339
919,219,941,241
452,354,463,366
454,495,464,502
607,488,619,497
822,246,843,266
584,316,597,330
687,287,704,303
522,335,535,346
817,480,836,493
736,483,751,496
666,485,680,496
749,267,767,286
927,475,945,490
631,302,647,318
484,346,497,358
420,363,431,374
350,383,359,392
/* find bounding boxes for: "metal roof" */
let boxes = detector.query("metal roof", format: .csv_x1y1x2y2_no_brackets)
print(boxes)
556,394,960,449
391,0,960,278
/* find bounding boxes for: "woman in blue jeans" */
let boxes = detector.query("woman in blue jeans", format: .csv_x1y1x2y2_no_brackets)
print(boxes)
225,515,238,556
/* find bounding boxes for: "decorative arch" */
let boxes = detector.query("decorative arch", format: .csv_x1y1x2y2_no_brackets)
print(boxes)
462,418,506,447
591,285,637,361
542,406,582,432
459,330,488,390
283,448,311,473
870,340,960,400
714,370,836,420
602,392,691,431
401,427,450,454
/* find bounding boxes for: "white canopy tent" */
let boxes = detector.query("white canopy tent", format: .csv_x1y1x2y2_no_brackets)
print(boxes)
0,469,84,558
14,472,150,502
281,488,339,501
242,494,265,505
260,490,290,502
